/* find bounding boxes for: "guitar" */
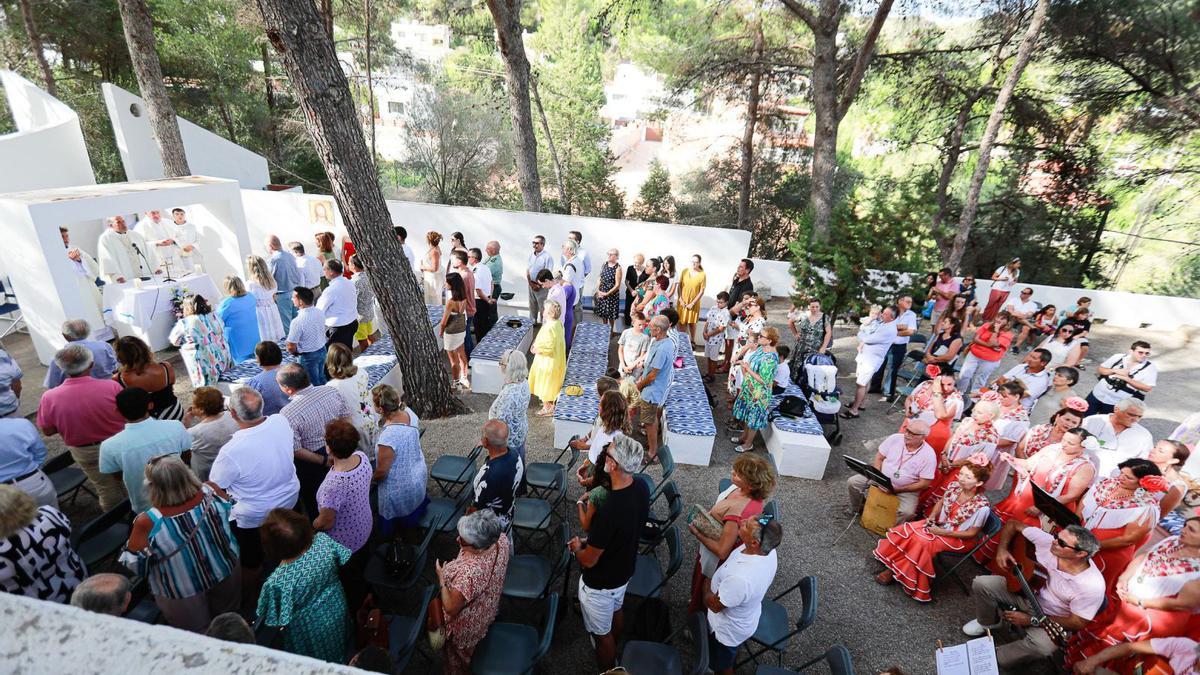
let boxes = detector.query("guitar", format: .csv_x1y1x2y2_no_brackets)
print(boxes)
1010,564,1069,647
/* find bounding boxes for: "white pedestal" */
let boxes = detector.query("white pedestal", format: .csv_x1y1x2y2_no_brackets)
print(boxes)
468,329,535,395
764,422,832,479
553,418,592,450
666,431,714,466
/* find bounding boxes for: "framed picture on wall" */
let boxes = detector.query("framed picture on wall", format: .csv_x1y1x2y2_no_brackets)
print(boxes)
309,199,335,226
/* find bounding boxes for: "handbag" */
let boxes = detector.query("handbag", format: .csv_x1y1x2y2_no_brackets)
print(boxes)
778,395,809,419
382,539,417,578
355,594,390,650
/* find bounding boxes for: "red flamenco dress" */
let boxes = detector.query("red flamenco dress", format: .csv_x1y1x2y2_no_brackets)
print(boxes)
1067,536,1200,668
902,380,963,455
1080,477,1160,594
918,420,998,516
973,443,1092,564
875,479,990,602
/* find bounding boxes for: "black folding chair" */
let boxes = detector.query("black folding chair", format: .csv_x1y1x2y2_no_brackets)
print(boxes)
43,451,94,507
796,645,855,675
934,511,1002,593
429,445,484,497
526,445,579,501
69,499,133,570
364,514,441,602
640,480,683,553
503,522,570,603
621,611,710,675
625,525,683,604
736,576,818,668
387,584,435,671
512,466,566,553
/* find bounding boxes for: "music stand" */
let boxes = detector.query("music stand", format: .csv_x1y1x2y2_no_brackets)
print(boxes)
843,455,894,493
1031,483,1082,529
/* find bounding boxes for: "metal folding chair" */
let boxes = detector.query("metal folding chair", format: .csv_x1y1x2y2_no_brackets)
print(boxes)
621,611,710,675
736,576,818,668
429,445,483,497
934,511,1002,593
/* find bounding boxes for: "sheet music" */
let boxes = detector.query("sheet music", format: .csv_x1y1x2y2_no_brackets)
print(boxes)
935,644,969,675
935,635,998,675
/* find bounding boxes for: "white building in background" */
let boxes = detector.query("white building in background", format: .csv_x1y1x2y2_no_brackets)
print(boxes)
600,62,668,125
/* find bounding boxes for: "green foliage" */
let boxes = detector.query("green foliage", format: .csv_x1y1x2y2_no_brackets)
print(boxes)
629,159,675,222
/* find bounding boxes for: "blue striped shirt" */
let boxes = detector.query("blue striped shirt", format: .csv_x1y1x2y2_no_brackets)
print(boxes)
138,487,239,598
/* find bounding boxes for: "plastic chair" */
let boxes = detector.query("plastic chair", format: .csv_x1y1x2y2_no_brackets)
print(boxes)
43,451,94,507
640,481,683,552
621,611,710,675
512,466,565,552
365,513,441,600
525,445,579,500
635,445,676,506
796,645,855,675
469,593,559,675
387,584,435,672
503,522,570,601
736,576,818,668
419,489,470,534
934,511,1003,593
429,445,484,497
0,279,25,339
69,499,133,569
626,525,683,601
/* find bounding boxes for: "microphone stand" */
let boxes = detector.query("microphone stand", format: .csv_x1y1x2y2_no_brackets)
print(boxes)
130,241,156,281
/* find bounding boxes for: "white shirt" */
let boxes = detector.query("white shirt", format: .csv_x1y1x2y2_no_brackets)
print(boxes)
708,545,778,647
402,243,418,275
1081,413,1153,479
527,250,554,278
892,309,918,345
472,263,493,301
561,256,585,291
774,362,791,388
317,275,358,327
1002,364,1052,409
857,319,899,362
208,415,300,528
993,266,1019,293
293,254,323,288
1006,298,1038,317
1090,353,1158,405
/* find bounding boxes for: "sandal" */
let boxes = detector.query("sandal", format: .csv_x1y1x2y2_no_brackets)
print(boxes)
840,409,861,419
536,408,555,417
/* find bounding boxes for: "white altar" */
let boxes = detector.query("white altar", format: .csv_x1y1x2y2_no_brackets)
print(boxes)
103,273,222,351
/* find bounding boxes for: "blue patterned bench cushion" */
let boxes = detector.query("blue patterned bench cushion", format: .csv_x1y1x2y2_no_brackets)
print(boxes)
768,384,826,436
471,315,533,362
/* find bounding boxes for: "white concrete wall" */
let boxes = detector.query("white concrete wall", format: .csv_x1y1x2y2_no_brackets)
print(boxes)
103,83,271,190
0,70,95,194
1,592,357,674
240,191,754,306
751,257,1200,330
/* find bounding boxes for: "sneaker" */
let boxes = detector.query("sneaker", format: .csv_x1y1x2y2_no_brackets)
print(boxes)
962,619,987,637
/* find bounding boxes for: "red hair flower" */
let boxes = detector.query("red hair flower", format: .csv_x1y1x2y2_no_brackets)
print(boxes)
965,452,991,467
1139,476,1169,493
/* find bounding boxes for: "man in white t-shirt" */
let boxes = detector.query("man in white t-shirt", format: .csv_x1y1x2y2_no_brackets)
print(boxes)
393,225,419,275
1005,287,1039,353
993,348,1052,409
206,388,299,581
965,522,1105,670
1081,399,1153,479
289,242,324,298
870,294,917,401
704,514,781,675
1087,340,1157,416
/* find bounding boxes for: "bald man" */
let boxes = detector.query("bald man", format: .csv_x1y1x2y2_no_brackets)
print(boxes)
469,420,523,529
846,420,936,524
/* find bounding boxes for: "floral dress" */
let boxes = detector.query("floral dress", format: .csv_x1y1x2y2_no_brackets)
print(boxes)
594,262,620,320
918,420,998,515
329,369,380,457
257,533,352,663
443,533,511,675
1022,423,1055,458
733,348,779,430
488,382,531,458
1080,477,1160,591
248,281,285,343
875,480,990,602
168,312,234,387
1068,536,1200,666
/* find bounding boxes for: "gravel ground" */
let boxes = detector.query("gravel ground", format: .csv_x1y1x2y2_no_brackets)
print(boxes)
9,303,1198,674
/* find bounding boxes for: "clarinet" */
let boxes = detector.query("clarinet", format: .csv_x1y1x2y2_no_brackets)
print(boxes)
1011,564,1069,646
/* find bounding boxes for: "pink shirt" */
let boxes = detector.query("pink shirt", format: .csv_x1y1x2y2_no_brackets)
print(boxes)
1024,527,1106,621
877,433,936,489
1150,637,1197,675
36,376,126,446
933,279,961,312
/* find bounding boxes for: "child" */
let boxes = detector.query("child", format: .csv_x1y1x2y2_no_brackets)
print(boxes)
773,345,791,395
703,292,731,383
618,311,651,379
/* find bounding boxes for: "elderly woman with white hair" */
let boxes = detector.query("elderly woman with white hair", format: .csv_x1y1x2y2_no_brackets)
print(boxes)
432,509,511,675
122,454,241,632
487,349,531,462
528,300,567,416
0,484,85,603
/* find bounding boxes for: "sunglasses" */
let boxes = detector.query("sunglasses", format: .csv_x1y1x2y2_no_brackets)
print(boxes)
755,513,775,527
1055,536,1083,552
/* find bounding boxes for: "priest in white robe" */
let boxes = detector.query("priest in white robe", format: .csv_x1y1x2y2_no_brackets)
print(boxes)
59,226,112,340
170,208,204,273
136,209,184,276
98,216,158,282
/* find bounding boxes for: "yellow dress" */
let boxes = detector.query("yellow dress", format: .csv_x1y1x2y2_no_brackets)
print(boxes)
677,269,707,325
528,320,567,403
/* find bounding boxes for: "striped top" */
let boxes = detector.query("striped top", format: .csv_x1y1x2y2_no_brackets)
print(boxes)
141,486,240,598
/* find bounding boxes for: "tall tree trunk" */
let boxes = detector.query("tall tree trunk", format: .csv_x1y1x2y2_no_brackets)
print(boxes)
261,43,282,165
736,9,764,232
254,0,464,418
947,0,1050,270
485,0,543,213
320,0,334,43
16,0,55,97
116,0,191,176
216,96,238,143
782,0,894,242
531,75,568,211
931,91,985,259
364,0,376,163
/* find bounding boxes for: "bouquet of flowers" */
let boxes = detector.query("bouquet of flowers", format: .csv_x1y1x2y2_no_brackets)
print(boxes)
170,286,194,320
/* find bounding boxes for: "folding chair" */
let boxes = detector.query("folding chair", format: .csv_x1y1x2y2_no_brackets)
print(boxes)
69,499,133,570
503,522,570,602
736,576,817,668
526,445,579,501
123,576,162,625
429,445,484,497
796,645,855,675
387,584,435,671
43,451,94,507
0,279,25,339
365,515,440,602
470,593,559,675
640,480,683,553
512,466,565,553
635,445,676,505
625,525,683,603
934,511,1002,593
621,611,710,675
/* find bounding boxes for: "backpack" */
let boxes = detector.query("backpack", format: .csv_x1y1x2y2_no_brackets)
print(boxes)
631,598,672,643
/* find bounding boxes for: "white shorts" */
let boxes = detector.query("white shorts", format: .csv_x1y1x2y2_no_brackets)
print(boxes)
579,578,628,635
855,355,883,386
705,342,722,361
444,331,466,350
